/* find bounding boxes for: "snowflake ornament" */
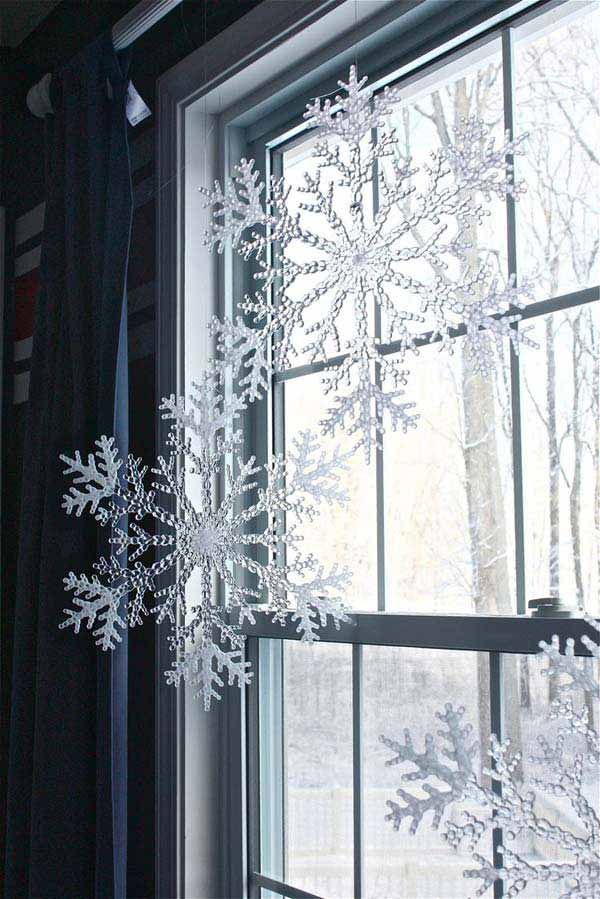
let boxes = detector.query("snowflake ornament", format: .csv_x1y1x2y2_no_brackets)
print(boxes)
380,618,600,898
200,65,535,459
60,371,351,709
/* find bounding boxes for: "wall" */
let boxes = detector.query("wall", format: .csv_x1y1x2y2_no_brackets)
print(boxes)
0,2,261,896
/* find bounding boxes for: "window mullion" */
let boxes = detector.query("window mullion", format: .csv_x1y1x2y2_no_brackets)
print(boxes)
502,25,526,616
247,637,262,899
352,643,364,899
489,651,505,899
371,123,386,612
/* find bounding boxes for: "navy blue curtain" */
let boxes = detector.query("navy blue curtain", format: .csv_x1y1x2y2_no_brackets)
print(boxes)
5,33,132,898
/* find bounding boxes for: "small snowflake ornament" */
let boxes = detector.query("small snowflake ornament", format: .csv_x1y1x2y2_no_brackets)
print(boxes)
303,65,403,143
60,369,351,709
380,618,600,898
200,65,535,459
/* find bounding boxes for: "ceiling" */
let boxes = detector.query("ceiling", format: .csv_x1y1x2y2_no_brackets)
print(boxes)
0,0,61,47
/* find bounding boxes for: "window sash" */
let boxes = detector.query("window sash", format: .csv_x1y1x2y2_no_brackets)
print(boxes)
255,1,600,621
248,618,595,899
243,610,596,654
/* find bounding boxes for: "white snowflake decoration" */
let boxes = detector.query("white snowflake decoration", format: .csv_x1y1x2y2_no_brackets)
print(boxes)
60,370,351,709
200,65,536,460
380,618,600,898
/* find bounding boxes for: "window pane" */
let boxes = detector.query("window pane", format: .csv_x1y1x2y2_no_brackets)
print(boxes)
283,641,353,898
514,5,600,301
363,646,492,897
501,650,599,897
521,303,600,616
284,371,378,611
385,338,516,613
382,38,507,336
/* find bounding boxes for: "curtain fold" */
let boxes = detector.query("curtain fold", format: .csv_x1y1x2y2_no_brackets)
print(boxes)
5,32,132,899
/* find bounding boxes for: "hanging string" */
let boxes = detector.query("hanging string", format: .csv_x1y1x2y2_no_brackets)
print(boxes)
308,86,342,105
203,0,207,193
355,0,359,73
157,1,213,198
160,1,364,196
306,2,360,110
178,3,195,52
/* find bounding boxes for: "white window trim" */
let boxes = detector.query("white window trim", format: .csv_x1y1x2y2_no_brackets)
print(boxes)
155,2,573,895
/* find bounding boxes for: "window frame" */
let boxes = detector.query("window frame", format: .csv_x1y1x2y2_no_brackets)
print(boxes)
243,4,599,897
156,1,599,896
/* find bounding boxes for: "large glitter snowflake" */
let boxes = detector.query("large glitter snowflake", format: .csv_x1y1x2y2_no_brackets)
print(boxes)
200,66,536,459
60,370,351,709
380,618,600,898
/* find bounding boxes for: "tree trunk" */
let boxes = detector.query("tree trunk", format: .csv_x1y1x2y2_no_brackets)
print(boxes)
546,315,560,598
450,79,522,776
519,655,531,710
570,310,585,609
591,315,599,735
567,310,596,728
545,315,562,706
461,362,511,616
593,319,600,612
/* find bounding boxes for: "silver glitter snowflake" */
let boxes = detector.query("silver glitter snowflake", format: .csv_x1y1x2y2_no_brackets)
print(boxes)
200,65,536,460
60,370,351,709
380,618,600,898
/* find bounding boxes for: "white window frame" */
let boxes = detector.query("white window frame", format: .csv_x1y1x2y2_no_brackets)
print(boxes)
156,2,598,896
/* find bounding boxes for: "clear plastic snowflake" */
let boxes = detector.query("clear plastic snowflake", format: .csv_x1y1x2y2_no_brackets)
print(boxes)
380,618,600,898
60,369,351,709
200,66,536,460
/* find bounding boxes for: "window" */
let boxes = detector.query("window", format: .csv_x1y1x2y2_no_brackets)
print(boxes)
157,0,599,895
244,4,599,898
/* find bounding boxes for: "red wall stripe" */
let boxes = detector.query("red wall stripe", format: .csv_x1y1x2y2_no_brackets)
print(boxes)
14,268,39,341
128,200,155,291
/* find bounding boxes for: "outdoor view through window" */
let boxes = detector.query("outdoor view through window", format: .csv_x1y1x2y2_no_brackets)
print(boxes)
258,5,600,898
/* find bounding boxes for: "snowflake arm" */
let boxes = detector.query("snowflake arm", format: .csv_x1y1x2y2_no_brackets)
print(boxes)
60,436,122,517
457,274,538,376
199,158,271,254
322,343,418,462
303,65,401,145
165,637,253,712
60,572,126,650
380,704,478,834
286,430,351,509
160,369,247,446
463,854,503,898
210,316,272,402
539,620,600,699
440,117,527,201
287,562,351,641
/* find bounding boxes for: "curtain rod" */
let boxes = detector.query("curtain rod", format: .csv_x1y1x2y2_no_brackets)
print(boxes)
26,0,184,118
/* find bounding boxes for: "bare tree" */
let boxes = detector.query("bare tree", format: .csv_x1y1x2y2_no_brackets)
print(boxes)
398,60,524,765
520,15,599,620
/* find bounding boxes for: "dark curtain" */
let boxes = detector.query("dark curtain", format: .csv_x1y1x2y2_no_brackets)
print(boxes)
5,33,132,898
